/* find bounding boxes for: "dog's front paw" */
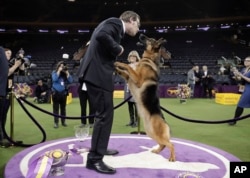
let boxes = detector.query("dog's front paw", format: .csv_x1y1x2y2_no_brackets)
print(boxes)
115,68,122,75
114,61,122,67
114,61,128,69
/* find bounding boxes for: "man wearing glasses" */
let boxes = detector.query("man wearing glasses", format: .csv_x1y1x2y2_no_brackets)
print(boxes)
77,11,140,174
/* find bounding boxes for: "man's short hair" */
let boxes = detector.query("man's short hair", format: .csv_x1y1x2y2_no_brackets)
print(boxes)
119,11,140,23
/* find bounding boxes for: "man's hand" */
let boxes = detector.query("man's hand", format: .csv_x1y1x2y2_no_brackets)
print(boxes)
14,59,22,67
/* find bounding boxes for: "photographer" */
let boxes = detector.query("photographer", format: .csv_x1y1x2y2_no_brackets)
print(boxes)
51,61,73,128
7,49,25,77
0,48,24,147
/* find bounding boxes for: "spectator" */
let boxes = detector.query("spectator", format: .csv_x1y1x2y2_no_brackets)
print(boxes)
34,79,50,103
187,65,196,98
194,65,202,97
201,65,215,98
229,56,250,125
229,66,239,85
51,61,73,128
218,64,226,75
124,50,140,127
14,48,26,76
159,46,172,69
194,65,202,86
76,10,140,174
78,41,94,128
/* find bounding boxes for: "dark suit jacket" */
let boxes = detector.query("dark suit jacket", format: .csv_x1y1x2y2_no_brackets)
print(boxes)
201,70,215,87
77,17,124,92
35,84,49,98
0,47,8,97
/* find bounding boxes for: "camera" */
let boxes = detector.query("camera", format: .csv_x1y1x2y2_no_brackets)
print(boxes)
62,66,68,72
8,57,25,68
60,65,68,78
60,66,68,74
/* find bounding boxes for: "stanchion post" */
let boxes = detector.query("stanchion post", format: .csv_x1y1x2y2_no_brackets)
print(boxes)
9,89,23,146
9,90,15,142
130,116,146,135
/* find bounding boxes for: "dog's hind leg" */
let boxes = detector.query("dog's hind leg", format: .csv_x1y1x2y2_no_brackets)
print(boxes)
165,142,175,162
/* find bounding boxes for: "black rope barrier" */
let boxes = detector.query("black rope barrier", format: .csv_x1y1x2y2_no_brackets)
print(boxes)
160,106,250,124
4,92,249,148
9,97,47,147
19,95,132,119
20,97,93,120
113,96,132,110
2,95,47,147
2,95,132,147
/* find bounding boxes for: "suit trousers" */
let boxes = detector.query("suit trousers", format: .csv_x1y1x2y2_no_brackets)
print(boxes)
0,97,6,140
0,97,10,140
128,101,138,123
78,85,95,125
52,91,67,124
202,83,213,98
86,82,114,162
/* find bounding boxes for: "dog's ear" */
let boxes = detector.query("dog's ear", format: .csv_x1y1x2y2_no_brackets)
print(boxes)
137,34,148,49
138,34,152,46
136,41,145,47
139,34,148,43
158,38,167,45
154,38,167,50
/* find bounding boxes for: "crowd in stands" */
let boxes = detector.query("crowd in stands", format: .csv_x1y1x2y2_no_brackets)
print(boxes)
1,30,249,89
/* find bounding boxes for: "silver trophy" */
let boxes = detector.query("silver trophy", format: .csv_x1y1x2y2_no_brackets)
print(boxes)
47,149,69,176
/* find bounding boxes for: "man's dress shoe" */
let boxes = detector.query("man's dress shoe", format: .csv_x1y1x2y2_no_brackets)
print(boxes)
0,141,11,148
86,160,116,174
105,149,119,155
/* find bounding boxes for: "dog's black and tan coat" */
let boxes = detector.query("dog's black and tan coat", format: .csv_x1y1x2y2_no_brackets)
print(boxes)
115,34,175,161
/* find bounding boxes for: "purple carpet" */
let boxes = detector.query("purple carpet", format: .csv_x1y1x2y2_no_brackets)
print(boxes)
5,134,240,178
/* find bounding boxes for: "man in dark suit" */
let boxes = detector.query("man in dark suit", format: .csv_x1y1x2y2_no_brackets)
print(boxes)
0,47,23,147
0,47,9,147
77,11,140,174
201,65,215,98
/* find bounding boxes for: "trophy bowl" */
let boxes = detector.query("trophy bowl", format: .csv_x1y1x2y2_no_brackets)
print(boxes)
47,149,69,176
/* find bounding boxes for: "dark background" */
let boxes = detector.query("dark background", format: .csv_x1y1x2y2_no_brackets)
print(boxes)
1,0,250,32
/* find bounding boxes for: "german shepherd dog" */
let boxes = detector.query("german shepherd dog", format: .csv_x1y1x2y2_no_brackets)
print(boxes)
114,34,175,161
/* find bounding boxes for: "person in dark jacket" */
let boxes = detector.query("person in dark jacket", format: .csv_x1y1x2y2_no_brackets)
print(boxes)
124,50,140,127
229,56,250,125
77,41,95,128
34,79,50,103
201,65,215,98
0,47,24,147
0,47,9,147
77,11,140,174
